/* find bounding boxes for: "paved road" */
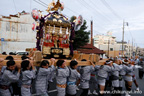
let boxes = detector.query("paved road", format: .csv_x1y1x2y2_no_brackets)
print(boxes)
123,68,144,96
33,68,144,96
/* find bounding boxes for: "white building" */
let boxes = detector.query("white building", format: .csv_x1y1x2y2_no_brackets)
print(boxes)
0,11,36,54
94,32,116,48
136,47,144,56
93,32,134,57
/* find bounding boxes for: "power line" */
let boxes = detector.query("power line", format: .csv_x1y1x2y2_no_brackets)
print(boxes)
127,26,133,39
79,0,112,23
65,6,80,15
76,0,103,22
64,7,107,30
30,0,32,12
33,0,108,31
89,0,113,20
13,0,17,13
58,2,108,31
75,0,112,31
38,0,48,6
100,0,122,20
33,0,48,8
32,0,108,34
83,0,113,22
93,25,107,32
124,25,135,46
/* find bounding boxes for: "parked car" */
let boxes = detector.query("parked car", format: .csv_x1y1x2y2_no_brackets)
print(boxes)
16,50,29,55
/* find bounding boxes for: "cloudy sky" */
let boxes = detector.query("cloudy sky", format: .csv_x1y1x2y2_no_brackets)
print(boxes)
0,0,144,47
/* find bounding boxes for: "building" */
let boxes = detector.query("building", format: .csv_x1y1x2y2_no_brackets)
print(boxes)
0,11,36,54
93,32,134,57
136,47,144,56
77,44,105,55
94,32,116,48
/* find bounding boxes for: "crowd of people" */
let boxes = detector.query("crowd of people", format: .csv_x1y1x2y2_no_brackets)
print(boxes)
0,54,142,96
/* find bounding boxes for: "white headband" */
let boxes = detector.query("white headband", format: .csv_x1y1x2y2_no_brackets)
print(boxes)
123,60,129,64
106,61,112,64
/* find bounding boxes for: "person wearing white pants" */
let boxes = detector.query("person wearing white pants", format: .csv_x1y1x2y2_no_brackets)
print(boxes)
110,59,121,96
123,59,133,96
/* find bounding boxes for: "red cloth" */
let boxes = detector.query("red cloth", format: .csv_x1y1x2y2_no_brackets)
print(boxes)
43,42,54,47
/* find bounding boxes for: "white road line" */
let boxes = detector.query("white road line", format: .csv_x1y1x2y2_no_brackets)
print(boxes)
48,89,57,93
32,89,57,96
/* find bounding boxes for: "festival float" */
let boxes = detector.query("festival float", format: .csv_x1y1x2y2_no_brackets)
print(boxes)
0,0,105,66
31,0,83,59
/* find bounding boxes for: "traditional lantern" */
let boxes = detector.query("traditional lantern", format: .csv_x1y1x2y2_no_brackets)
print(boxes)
32,23,35,31
75,15,83,31
31,8,39,21
46,34,51,40
77,15,83,25
63,34,68,40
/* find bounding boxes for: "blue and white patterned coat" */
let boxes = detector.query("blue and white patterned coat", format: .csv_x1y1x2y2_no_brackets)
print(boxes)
0,69,20,96
79,66,95,89
35,65,55,95
21,70,36,96
56,67,69,96
66,67,80,95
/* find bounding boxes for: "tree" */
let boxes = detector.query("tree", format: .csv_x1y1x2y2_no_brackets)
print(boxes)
72,18,90,50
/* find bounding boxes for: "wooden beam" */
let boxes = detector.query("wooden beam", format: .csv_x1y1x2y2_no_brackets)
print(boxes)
72,54,100,63
0,59,106,67
0,55,22,59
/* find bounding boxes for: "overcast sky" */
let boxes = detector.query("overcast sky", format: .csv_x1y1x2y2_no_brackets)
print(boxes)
0,0,144,48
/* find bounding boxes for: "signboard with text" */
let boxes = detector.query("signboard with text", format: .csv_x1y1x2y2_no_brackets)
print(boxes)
1,38,4,41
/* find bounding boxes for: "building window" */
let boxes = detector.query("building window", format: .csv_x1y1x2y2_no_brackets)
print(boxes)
110,48,113,51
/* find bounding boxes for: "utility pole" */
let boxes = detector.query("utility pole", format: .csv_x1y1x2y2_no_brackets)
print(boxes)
134,43,136,56
108,39,110,58
91,20,93,46
132,38,133,56
128,40,131,58
122,20,124,57
122,20,128,57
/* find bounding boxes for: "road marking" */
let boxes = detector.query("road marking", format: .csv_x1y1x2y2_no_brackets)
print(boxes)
32,89,57,96
48,89,57,93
